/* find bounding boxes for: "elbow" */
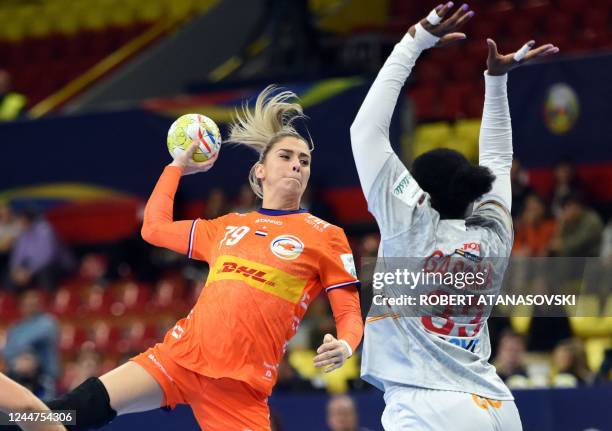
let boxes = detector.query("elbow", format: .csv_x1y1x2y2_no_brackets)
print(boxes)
141,223,156,245
350,116,366,139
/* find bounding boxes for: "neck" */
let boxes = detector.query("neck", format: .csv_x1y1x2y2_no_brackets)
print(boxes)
261,190,300,211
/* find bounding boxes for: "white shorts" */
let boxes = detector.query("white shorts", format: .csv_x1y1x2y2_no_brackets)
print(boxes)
382,385,522,431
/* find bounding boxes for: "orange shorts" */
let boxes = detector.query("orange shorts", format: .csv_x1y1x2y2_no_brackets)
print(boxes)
131,343,271,431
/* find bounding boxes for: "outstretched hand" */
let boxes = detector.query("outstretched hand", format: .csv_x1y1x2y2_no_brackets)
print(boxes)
170,141,219,176
408,2,475,48
313,334,351,373
486,39,559,76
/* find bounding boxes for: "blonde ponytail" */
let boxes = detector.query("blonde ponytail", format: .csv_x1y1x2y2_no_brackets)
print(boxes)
228,85,311,199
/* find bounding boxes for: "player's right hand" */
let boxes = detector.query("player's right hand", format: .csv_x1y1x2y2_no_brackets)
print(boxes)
408,2,475,48
170,141,219,176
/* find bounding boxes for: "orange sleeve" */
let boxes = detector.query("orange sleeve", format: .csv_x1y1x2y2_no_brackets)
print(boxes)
319,226,363,353
319,226,359,290
328,287,364,354
141,165,222,262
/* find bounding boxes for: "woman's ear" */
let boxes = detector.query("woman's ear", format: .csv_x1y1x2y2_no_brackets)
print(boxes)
254,163,265,181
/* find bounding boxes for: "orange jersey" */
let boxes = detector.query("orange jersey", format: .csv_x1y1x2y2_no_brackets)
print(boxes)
142,166,363,395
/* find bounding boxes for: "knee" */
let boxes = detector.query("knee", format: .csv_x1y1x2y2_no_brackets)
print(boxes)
47,377,116,431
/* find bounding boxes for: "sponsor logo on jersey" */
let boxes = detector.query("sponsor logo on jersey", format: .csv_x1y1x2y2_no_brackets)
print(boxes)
270,235,304,260
255,218,283,225
340,253,357,278
209,256,306,303
392,172,411,196
392,171,422,206
220,261,269,283
440,335,481,353
305,215,331,232
453,242,482,262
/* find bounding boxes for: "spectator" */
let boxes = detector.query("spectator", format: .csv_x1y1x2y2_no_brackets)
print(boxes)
5,351,46,398
0,202,20,253
600,219,612,263
550,193,604,257
550,338,592,387
493,330,529,388
2,290,59,397
551,160,583,217
526,277,572,352
203,188,229,219
65,346,102,391
593,348,611,385
510,159,532,218
0,69,27,121
231,184,258,213
326,395,372,431
9,207,73,290
0,202,21,283
512,193,556,256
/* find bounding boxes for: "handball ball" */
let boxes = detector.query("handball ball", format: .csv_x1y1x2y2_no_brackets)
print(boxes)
167,114,222,162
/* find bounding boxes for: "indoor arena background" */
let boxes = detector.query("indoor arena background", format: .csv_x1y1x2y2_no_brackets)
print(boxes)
0,1,611,430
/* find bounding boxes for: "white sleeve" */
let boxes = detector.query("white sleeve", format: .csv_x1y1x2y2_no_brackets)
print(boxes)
476,72,513,212
350,25,439,200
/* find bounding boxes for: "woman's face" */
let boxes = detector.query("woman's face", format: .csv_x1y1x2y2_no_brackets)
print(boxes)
256,136,311,200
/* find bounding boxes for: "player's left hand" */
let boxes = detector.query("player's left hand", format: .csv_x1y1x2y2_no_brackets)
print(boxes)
314,334,351,373
486,38,559,76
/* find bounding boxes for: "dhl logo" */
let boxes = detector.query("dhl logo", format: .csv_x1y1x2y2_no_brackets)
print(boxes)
219,261,272,285
209,255,307,303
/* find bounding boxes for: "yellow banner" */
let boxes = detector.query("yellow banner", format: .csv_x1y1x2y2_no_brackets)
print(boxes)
208,255,306,304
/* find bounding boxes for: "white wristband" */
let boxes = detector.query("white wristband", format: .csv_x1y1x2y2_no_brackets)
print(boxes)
426,8,442,25
413,23,440,50
339,339,353,358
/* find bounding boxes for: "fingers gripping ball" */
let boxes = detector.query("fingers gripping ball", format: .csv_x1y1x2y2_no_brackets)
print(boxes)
167,114,222,162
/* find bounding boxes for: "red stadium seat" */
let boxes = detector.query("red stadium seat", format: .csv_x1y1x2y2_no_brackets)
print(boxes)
450,59,480,83
59,324,87,355
441,82,476,119
465,92,485,118
89,320,121,354
506,12,536,43
415,60,445,85
51,287,82,318
151,278,186,312
520,0,551,21
581,8,609,34
409,86,442,120
82,285,114,317
545,11,574,37
0,292,19,321
559,0,588,14
112,282,152,315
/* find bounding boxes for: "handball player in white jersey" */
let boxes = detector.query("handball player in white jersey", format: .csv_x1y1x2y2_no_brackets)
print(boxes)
350,3,559,430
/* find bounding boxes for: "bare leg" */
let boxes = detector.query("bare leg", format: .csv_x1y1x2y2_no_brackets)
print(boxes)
99,361,164,415
0,372,66,431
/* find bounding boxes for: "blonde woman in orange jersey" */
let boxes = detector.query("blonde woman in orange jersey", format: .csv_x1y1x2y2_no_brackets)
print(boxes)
46,87,364,431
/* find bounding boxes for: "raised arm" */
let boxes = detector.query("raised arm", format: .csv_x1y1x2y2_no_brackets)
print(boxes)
350,3,474,199
141,141,218,253
477,39,559,211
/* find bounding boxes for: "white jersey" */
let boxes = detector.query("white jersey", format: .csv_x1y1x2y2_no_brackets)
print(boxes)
350,25,515,400
360,153,514,400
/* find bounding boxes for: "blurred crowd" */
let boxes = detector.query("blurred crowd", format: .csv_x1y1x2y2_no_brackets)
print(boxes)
0,158,611,405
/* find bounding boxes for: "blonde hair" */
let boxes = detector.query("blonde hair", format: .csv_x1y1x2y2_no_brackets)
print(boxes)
228,85,312,199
